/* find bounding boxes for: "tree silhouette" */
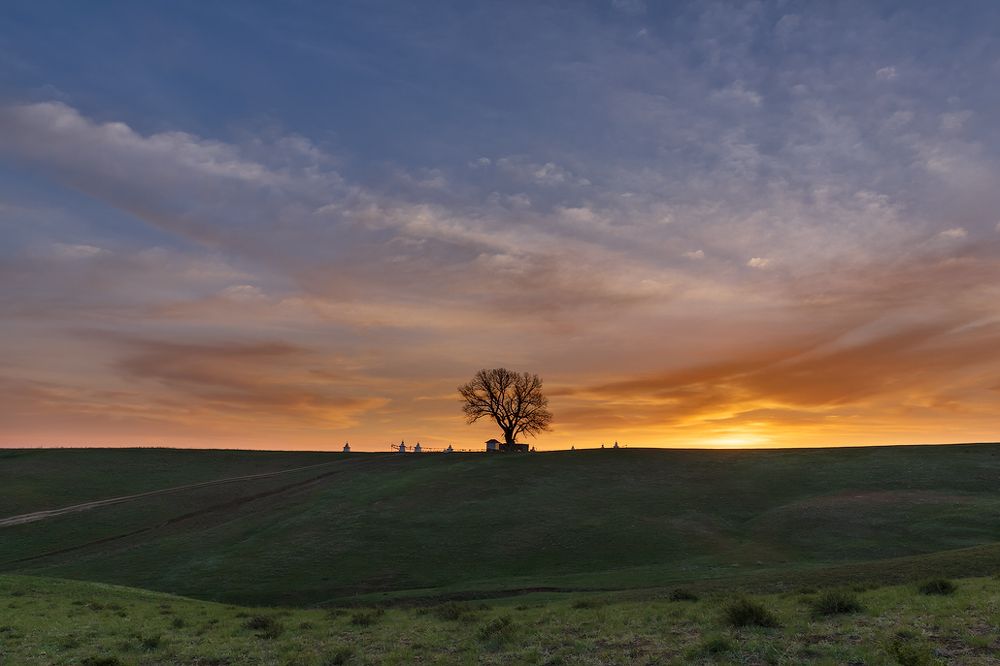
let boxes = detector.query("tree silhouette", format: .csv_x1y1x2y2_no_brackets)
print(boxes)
458,368,553,446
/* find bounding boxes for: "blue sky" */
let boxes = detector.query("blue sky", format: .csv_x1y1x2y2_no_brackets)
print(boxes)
2,1,1000,449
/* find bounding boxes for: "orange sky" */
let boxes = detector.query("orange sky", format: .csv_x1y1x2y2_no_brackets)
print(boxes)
3,4,1000,451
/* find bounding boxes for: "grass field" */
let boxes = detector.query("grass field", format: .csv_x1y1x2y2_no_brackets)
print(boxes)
1,573,997,664
1,445,999,606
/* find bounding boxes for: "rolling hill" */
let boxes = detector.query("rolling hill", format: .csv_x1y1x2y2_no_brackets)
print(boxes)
1,444,999,606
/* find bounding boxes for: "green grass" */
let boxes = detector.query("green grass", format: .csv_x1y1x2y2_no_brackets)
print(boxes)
1,445,999,604
0,448,337,517
1,573,998,664
808,589,863,617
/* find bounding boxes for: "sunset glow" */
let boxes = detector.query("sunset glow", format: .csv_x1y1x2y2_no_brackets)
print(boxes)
3,3,1000,451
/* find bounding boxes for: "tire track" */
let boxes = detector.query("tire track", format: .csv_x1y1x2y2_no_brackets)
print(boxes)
0,459,343,528
2,461,367,566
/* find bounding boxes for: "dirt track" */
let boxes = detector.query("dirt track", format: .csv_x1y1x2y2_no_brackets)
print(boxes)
0,460,340,528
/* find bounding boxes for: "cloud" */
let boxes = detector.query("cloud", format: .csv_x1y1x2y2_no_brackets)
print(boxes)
611,0,645,15
493,156,590,187
875,66,897,80
218,284,267,302
53,243,107,258
939,227,967,239
884,110,914,130
562,317,1000,437
711,80,762,107
111,337,388,424
4,0,1000,449
940,110,973,132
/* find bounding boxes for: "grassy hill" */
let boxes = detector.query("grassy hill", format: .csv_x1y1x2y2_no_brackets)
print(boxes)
2,573,998,664
1,445,999,606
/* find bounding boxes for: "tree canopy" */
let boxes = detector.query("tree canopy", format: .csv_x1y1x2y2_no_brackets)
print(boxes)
458,368,553,445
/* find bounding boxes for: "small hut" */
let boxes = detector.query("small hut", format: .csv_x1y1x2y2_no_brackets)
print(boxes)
413,442,422,453
343,442,351,453
444,444,454,453
486,438,529,453
398,440,407,454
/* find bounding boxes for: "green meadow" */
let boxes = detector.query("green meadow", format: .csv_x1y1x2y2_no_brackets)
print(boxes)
1,573,998,664
1,445,999,663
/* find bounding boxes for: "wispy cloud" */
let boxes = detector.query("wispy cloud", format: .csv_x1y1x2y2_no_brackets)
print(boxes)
3,1,1000,449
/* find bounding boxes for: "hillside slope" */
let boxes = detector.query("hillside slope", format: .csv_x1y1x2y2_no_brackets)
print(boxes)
1,445,999,605
3,573,999,664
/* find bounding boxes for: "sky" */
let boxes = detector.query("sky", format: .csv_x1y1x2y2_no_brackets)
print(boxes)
2,1,1000,451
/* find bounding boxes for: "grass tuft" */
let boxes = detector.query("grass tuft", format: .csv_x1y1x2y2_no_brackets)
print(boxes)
432,601,474,621
80,658,123,666
477,615,516,646
809,589,863,617
918,578,957,595
571,598,604,609
690,634,733,657
242,615,284,639
349,608,385,627
723,598,781,628
324,646,355,665
668,588,699,602
888,629,936,665
139,633,162,650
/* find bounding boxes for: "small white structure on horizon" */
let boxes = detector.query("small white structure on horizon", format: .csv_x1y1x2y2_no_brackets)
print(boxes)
485,438,501,452
413,442,422,453
343,442,351,453
444,444,454,453
398,440,406,454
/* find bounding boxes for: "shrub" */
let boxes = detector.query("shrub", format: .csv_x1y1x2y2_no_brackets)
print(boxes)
349,608,385,627
477,615,516,645
723,598,780,628
810,589,863,617
918,578,956,596
242,615,284,639
171,617,185,629
669,588,699,602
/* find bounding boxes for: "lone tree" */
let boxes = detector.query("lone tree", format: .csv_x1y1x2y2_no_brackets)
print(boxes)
458,368,553,446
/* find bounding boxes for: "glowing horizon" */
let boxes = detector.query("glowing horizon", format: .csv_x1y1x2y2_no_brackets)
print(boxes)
3,2,1000,452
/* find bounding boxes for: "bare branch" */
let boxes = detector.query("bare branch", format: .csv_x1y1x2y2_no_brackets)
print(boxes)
458,368,553,446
